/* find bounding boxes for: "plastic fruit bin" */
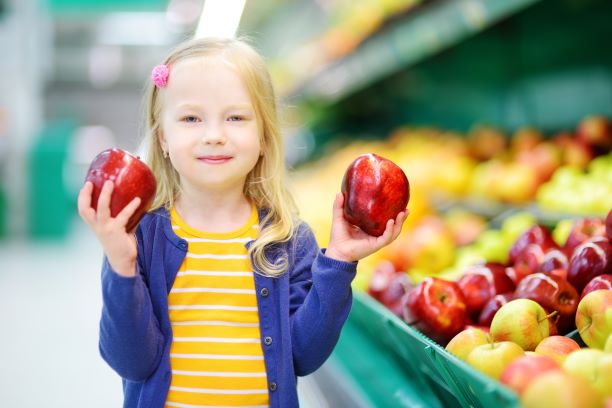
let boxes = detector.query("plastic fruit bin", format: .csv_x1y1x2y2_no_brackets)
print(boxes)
348,292,520,408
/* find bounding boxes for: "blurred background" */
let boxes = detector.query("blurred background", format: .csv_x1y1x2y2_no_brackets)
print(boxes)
0,0,611,407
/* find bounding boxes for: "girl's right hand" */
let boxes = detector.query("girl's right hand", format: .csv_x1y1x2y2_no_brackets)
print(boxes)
77,180,141,277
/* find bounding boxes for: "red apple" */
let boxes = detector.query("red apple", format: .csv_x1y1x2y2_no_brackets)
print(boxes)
468,125,507,161
534,336,581,365
515,141,562,183
509,225,558,265
464,325,490,334
564,140,595,169
576,115,612,150
514,272,579,334
505,264,532,286
553,132,595,169
403,277,467,344
607,208,612,242
367,260,397,302
511,127,543,154
381,273,413,317
457,263,515,319
500,354,561,395
341,153,409,236
539,249,569,274
564,218,607,255
85,148,157,231
478,292,513,327
581,275,612,300
544,268,568,280
568,239,612,293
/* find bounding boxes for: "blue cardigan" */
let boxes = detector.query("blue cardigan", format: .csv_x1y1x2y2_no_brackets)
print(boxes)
99,208,357,408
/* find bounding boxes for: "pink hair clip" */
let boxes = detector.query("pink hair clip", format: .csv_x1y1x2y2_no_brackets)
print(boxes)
151,64,170,88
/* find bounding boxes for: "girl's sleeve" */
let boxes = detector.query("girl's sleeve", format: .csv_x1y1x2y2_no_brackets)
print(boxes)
98,239,164,382
289,223,357,376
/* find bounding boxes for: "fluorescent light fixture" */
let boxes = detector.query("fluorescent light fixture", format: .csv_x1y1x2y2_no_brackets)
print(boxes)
194,0,246,39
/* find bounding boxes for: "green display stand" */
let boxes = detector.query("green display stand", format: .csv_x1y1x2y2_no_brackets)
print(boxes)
27,119,76,239
0,182,6,238
330,292,520,408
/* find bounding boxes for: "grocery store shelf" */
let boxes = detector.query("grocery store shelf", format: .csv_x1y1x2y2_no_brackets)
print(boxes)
430,191,599,228
291,0,542,103
327,300,445,407
330,293,520,408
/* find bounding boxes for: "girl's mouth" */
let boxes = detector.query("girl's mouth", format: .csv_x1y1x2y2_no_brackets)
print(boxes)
198,155,233,164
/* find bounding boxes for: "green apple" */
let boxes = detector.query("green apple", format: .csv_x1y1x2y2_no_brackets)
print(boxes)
501,212,537,248
474,229,509,264
605,334,612,353
576,289,612,349
490,299,551,351
552,219,575,247
445,327,489,361
563,348,612,399
521,371,602,408
466,341,524,380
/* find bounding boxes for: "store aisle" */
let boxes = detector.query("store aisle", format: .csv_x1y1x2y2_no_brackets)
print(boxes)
0,221,123,407
0,220,343,408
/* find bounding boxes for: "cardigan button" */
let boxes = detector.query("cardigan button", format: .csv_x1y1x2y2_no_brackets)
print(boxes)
260,287,269,297
178,241,187,250
269,382,277,392
264,336,273,346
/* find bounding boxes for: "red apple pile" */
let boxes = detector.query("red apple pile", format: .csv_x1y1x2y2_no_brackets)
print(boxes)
367,211,612,346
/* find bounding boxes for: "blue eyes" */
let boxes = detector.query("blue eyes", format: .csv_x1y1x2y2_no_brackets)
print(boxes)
182,116,199,123
180,116,245,123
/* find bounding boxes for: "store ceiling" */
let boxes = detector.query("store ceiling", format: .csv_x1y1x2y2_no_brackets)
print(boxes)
48,0,289,87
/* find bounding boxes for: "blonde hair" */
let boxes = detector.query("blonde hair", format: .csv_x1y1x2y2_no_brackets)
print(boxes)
145,37,298,277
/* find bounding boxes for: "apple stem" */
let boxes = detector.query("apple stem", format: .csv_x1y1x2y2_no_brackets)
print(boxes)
578,322,591,335
538,310,558,323
487,334,494,349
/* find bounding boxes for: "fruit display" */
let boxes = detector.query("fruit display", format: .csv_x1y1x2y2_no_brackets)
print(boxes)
365,206,612,404
268,0,422,95
290,115,611,292
537,153,612,216
290,115,611,405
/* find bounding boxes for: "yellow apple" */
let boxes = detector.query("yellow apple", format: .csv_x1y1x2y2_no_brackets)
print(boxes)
521,371,602,408
563,348,612,399
466,341,524,380
445,327,489,361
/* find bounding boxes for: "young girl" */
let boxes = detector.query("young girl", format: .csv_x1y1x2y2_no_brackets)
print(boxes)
78,37,407,408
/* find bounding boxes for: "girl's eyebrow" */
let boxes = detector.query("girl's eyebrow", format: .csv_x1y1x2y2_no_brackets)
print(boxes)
225,104,253,111
175,103,201,111
175,103,253,111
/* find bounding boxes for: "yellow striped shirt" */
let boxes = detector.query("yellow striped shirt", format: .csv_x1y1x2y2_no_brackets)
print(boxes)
165,205,269,408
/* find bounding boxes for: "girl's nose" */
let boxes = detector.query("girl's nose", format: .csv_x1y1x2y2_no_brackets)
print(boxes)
201,124,227,145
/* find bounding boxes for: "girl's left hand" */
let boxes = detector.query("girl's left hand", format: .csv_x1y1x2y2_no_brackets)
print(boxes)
325,193,408,263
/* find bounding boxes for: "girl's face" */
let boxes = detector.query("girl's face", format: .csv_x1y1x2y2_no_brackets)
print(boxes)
159,55,261,194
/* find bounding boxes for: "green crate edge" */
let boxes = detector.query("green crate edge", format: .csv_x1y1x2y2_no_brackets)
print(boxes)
351,292,521,408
